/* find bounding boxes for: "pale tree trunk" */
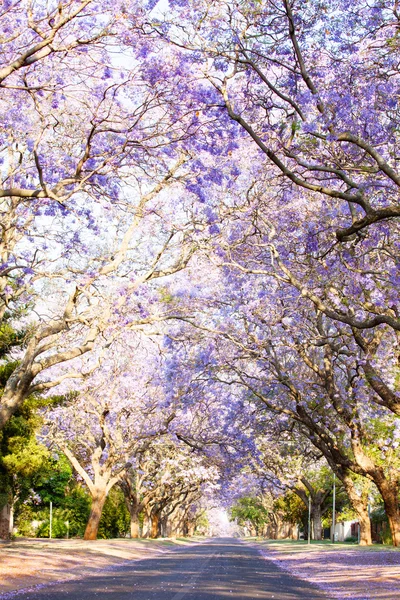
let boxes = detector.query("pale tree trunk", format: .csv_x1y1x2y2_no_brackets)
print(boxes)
341,474,372,546
171,510,185,537
0,388,26,431
142,507,152,538
62,448,112,542
187,521,195,537
9,503,14,536
168,512,181,538
120,472,141,538
7,486,18,538
160,515,168,537
130,509,140,539
84,489,107,540
311,504,323,541
121,488,141,538
294,486,325,541
290,524,298,540
270,513,279,539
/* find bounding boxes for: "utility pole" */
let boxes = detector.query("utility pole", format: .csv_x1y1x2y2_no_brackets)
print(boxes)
332,474,336,543
49,501,53,539
308,495,311,545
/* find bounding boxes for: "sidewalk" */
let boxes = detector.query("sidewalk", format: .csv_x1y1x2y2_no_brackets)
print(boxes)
255,539,400,600
0,537,199,597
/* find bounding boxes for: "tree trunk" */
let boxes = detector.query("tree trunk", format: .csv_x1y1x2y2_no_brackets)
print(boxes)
150,512,159,539
293,487,324,541
9,502,14,536
126,498,141,539
311,504,323,540
342,474,372,546
270,513,278,539
130,509,140,539
84,490,107,540
160,515,168,537
379,484,400,546
0,387,26,431
351,435,400,545
168,512,182,537
142,511,151,538
119,472,141,539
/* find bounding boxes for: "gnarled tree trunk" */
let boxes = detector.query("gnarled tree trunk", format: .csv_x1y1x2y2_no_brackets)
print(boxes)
130,511,140,539
311,503,323,541
84,489,107,540
351,440,400,546
341,473,372,546
294,483,327,541
120,474,141,538
150,512,160,539
380,482,400,547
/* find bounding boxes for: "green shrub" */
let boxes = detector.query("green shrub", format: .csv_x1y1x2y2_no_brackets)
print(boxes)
62,486,91,537
98,487,129,539
14,503,36,537
36,516,68,538
381,525,392,545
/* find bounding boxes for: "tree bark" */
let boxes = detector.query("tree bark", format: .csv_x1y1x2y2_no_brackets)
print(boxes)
351,440,400,546
130,510,140,539
311,504,323,541
293,485,326,541
160,515,168,537
142,512,151,538
341,474,372,546
150,512,160,539
168,511,182,537
380,484,400,546
9,503,14,536
124,491,140,538
269,513,279,539
84,489,107,540
119,472,142,539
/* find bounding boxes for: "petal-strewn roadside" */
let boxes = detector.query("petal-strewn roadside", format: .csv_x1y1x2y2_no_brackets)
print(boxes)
255,540,400,600
0,538,200,597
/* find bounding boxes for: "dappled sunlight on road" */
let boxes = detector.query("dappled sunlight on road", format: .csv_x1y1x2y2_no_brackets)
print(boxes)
0,538,328,600
0,538,179,595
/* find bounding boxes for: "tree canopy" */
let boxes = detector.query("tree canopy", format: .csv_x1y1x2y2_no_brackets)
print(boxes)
1,0,400,545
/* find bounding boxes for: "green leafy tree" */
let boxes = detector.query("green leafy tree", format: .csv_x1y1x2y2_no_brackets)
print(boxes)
0,313,25,360
0,391,51,516
0,351,80,537
98,487,130,539
230,496,269,536
274,491,307,531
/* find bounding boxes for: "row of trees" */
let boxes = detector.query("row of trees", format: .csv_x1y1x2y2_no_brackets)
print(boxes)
1,0,400,544
0,358,222,539
150,0,400,544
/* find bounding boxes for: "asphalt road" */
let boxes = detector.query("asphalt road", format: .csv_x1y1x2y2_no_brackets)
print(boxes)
11,538,328,599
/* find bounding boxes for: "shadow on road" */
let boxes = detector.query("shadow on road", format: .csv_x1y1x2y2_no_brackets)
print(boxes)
6,538,329,600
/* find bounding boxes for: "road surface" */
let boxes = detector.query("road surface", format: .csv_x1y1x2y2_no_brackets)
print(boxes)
7,538,328,599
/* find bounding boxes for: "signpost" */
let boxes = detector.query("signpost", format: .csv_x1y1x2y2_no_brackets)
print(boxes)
49,501,53,539
332,474,336,543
